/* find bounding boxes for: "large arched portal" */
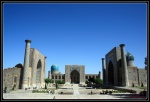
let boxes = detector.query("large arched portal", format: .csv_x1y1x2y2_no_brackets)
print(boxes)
70,70,80,84
108,61,114,85
36,59,42,85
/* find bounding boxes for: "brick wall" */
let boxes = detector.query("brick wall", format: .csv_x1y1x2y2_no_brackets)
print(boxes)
3,67,23,90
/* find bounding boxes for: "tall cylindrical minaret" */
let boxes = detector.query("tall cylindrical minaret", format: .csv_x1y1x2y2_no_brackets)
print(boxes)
48,71,51,79
102,58,105,84
44,56,47,79
31,48,36,87
22,39,32,89
119,44,129,87
98,71,101,79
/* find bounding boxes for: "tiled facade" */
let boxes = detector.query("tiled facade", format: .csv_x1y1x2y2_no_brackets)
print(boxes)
48,65,101,84
3,40,46,90
103,45,147,87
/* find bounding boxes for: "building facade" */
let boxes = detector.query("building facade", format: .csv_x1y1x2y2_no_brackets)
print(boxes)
3,40,46,90
102,44,147,87
48,65,101,84
4,40,146,90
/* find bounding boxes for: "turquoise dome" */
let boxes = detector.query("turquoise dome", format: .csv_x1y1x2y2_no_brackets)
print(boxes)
51,64,59,73
126,51,134,61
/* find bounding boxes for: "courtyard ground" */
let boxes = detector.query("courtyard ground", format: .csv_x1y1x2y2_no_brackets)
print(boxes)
3,84,147,100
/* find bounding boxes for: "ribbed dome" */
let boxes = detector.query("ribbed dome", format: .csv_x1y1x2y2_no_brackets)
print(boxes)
51,64,59,74
15,63,23,68
126,51,134,61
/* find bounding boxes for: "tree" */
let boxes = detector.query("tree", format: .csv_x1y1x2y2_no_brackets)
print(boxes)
56,83,58,89
4,86,7,93
45,83,47,89
56,80,62,84
141,82,144,87
61,80,65,84
56,80,65,84
85,80,88,84
88,78,94,83
132,82,134,87
94,78,103,85
45,78,52,89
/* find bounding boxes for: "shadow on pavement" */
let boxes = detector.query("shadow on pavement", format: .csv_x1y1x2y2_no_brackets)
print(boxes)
109,93,147,99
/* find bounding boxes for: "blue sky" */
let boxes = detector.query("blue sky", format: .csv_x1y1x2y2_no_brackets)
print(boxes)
3,3,147,78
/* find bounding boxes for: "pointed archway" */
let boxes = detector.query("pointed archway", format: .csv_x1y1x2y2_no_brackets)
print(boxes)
36,59,42,86
108,61,114,85
70,70,80,84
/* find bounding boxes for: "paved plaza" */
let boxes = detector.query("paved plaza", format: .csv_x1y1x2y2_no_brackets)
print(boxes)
3,84,147,100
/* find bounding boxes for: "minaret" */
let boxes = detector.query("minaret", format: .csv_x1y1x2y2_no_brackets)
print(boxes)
22,39,32,89
102,58,105,84
119,44,129,87
44,56,47,79
48,71,51,79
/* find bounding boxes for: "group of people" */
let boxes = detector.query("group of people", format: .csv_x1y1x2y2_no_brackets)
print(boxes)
48,90,54,94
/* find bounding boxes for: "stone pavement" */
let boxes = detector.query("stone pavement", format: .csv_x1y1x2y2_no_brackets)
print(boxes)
3,84,147,100
73,84,80,95
3,93,147,99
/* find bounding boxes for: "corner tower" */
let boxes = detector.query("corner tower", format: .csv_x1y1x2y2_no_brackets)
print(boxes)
22,39,32,89
119,44,129,87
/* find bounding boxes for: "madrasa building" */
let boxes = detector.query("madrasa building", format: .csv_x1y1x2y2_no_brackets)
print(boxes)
3,40,46,90
3,39,101,90
48,64,101,84
3,40,147,90
101,44,147,87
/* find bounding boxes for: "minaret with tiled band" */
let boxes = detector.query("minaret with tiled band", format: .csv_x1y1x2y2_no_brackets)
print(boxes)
22,40,32,89
120,44,129,87
102,58,106,84
44,56,47,82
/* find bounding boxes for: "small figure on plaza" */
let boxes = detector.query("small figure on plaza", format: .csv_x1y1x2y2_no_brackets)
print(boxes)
91,91,93,95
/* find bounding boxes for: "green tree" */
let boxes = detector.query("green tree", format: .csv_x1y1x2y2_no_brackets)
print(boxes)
132,82,134,87
45,78,52,89
56,80,62,84
56,83,58,89
141,82,144,87
4,86,7,93
45,83,47,89
56,80,65,84
4,86,7,90
94,78,103,85
88,78,94,83
85,80,88,84
61,80,65,84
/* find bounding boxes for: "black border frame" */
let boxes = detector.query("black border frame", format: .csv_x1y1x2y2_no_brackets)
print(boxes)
1,1,149,101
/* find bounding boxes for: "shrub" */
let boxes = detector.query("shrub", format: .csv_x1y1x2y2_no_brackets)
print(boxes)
32,89,49,93
132,82,134,87
45,83,47,89
105,90,108,94
109,91,112,94
4,86,7,90
141,83,144,87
